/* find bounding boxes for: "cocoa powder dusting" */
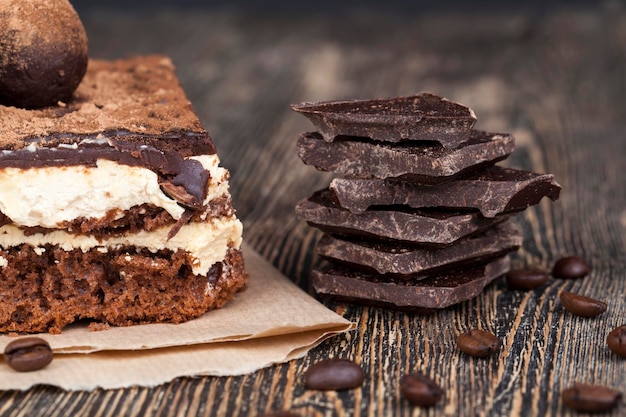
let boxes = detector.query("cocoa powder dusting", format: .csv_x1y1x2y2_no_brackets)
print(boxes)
1,0,79,52
0,55,207,147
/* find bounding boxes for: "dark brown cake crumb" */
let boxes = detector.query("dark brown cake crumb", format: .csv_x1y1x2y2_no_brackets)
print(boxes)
0,246,247,333
87,322,111,332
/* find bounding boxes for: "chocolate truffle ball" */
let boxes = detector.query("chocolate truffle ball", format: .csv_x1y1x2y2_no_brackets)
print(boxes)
0,0,88,109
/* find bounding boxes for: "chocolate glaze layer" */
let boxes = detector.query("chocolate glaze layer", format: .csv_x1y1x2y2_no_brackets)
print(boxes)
0,136,211,170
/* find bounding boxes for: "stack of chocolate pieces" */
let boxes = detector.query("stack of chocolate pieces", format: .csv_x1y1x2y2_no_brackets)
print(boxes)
292,93,560,312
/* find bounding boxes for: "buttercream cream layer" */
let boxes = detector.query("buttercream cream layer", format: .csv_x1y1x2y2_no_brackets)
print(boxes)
0,216,243,276
0,154,228,228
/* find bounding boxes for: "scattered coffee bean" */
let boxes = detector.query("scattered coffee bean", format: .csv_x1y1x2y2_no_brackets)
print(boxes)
552,256,590,279
304,358,365,391
400,372,443,407
607,325,626,358
4,337,53,372
561,383,622,413
506,269,549,290
559,291,607,317
456,329,501,358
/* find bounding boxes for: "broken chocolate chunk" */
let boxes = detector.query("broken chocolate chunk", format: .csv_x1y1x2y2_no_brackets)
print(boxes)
170,158,210,204
160,157,210,211
329,166,561,217
291,93,477,148
316,221,521,276
311,256,510,311
160,181,202,209
296,130,515,184
296,189,509,246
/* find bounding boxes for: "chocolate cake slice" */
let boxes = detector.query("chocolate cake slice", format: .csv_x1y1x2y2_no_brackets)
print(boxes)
297,130,515,184
311,256,511,312
316,221,522,276
291,93,477,147
296,189,509,246
0,56,247,333
330,166,561,217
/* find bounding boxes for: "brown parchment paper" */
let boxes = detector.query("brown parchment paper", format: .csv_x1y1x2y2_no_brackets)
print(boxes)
0,244,355,391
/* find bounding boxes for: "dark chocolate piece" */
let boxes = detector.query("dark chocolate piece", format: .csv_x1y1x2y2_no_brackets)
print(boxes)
316,221,521,276
160,158,210,209
311,256,510,311
297,130,514,184
330,166,561,217
296,189,509,246
291,93,477,148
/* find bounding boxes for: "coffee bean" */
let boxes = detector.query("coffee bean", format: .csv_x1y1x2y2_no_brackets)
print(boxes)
506,269,549,290
559,291,606,317
400,372,443,407
456,329,501,358
304,358,364,391
607,325,626,358
4,337,53,372
552,256,590,279
562,383,622,413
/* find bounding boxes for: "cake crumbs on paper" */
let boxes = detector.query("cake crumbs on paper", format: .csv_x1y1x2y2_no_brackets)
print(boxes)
88,322,111,332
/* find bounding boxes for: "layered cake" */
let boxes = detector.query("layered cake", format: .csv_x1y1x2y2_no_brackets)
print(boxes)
0,56,247,333
293,93,560,311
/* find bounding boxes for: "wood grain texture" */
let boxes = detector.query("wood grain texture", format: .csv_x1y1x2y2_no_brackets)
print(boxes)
1,4,625,416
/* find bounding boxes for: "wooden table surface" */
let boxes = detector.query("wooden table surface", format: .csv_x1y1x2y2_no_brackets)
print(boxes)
1,3,625,416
